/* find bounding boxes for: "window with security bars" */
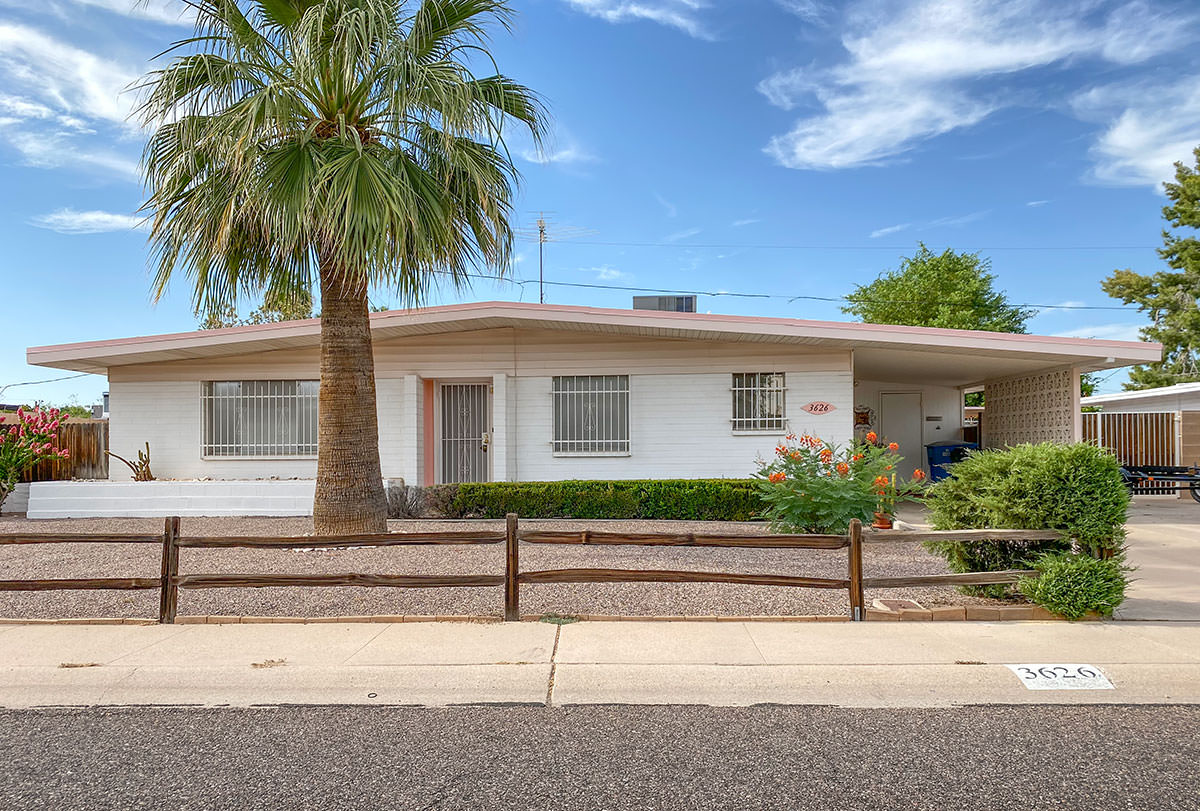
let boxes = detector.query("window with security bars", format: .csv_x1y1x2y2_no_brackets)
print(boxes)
552,375,630,454
202,380,319,457
731,372,786,431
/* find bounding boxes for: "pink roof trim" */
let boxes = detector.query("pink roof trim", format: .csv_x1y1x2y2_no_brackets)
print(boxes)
28,299,1157,356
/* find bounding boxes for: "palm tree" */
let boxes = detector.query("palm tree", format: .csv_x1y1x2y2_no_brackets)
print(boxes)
136,0,546,533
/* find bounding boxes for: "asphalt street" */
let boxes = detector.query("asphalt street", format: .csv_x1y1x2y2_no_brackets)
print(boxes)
1,704,1196,810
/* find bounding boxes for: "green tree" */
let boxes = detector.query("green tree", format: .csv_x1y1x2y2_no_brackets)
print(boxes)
138,0,546,533
842,243,1035,333
200,289,315,329
1101,147,1200,390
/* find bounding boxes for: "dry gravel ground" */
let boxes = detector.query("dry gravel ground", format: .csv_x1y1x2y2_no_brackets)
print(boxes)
0,514,1005,619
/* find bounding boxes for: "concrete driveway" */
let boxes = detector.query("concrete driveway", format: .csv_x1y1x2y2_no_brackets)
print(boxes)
1118,497,1200,621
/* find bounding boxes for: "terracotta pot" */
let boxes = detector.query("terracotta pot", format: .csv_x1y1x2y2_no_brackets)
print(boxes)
872,511,894,530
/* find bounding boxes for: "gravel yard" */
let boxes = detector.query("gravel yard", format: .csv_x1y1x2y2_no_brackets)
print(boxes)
0,513,1005,619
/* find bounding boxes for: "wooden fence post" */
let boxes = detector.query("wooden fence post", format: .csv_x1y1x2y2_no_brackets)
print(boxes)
158,516,180,624
847,519,865,621
504,513,519,621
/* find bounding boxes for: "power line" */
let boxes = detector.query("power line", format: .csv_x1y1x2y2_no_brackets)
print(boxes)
462,271,1133,312
539,239,1162,252
0,372,93,400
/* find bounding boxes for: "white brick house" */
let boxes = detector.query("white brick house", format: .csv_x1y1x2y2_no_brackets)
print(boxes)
27,301,1160,501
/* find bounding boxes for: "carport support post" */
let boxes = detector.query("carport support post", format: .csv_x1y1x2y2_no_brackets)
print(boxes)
848,519,865,621
504,513,519,621
158,516,180,624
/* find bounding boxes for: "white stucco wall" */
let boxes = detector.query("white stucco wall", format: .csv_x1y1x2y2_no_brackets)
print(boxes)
852,380,966,449
103,329,855,482
510,369,853,481
108,378,410,481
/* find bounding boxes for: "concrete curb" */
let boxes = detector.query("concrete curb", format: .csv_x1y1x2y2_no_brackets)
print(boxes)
0,609,1100,625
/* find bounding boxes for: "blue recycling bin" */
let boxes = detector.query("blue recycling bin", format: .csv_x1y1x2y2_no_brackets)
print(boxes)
926,441,978,482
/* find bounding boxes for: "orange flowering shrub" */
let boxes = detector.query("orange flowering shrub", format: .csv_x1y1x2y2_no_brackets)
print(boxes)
756,433,926,533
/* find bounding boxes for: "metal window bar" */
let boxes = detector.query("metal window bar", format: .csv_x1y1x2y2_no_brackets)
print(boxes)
202,381,319,457
731,372,786,431
552,375,630,454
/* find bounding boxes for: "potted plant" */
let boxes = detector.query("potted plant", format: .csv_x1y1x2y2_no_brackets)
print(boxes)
866,433,926,528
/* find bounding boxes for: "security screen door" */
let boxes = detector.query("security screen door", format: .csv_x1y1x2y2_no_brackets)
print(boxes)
439,383,491,484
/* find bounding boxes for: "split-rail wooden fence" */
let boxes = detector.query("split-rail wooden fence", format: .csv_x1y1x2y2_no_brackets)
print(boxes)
0,516,1064,623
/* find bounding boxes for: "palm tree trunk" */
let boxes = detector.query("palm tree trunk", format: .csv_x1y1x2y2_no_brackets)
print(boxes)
313,270,388,534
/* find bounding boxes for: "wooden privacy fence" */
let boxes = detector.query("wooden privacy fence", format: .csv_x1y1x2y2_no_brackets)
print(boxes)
16,419,109,482
0,516,1065,623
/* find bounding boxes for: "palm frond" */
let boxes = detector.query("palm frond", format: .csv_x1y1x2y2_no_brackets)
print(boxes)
140,0,540,314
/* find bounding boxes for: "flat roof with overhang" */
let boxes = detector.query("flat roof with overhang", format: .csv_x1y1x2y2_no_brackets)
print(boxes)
28,301,1162,388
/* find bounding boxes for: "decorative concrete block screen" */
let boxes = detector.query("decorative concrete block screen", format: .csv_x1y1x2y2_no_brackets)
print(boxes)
983,368,1076,448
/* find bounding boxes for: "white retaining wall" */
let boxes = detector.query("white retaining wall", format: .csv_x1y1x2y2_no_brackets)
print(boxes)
2,483,30,515
25,480,317,518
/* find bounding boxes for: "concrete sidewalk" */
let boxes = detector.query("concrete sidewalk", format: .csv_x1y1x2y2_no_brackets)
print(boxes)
1,620,1198,709
1118,499,1200,621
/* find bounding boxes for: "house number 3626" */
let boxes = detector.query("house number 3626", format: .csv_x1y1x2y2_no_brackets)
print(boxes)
802,401,837,415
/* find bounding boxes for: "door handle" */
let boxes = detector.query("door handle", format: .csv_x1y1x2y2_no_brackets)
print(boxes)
480,432,491,452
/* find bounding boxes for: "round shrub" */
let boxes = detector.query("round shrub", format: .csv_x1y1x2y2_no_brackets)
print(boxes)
1018,552,1129,619
923,442,1129,596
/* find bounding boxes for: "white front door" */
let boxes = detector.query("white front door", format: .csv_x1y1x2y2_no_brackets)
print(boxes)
879,392,923,479
438,383,491,484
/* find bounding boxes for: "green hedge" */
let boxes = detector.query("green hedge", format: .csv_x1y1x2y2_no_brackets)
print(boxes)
423,479,760,520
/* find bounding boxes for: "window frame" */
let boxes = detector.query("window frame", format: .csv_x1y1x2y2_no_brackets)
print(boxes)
550,374,631,457
200,379,320,460
730,372,788,434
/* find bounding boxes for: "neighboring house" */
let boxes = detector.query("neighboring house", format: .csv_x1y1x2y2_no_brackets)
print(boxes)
1082,382,1200,413
27,301,1160,486
1081,382,1200,477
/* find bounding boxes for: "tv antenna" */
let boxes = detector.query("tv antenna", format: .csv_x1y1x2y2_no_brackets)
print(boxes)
516,212,596,304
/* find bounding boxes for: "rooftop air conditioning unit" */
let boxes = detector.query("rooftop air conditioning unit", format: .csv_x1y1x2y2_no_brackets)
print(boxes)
632,295,697,313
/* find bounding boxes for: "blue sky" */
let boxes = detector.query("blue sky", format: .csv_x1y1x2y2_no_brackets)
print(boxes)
1,0,1198,406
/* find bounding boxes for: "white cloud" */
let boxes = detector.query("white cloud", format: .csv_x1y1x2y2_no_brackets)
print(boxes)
585,264,630,281
0,23,136,124
775,0,829,22
1074,75,1200,188
869,223,909,238
2,129,139,177
772,0,830,23
0,24,141,179
68,0,194,25
1026,199,1050,207
732,218,760,227
1052,323,1146,342
520,132,597,166
30,208,144,234
654,192,677,218
560,0,713,39
664,226,701,242
929,209,989,227
760,0,1196,171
